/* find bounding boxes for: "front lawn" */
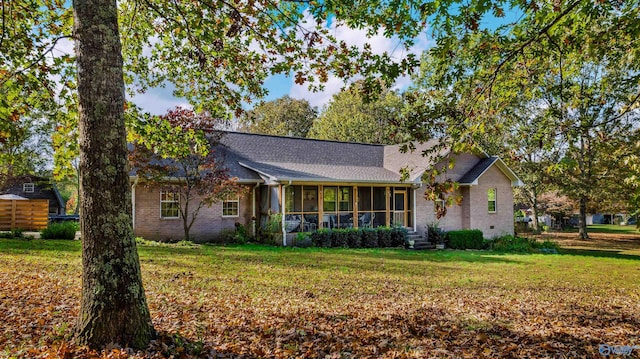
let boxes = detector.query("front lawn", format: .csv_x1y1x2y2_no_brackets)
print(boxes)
1,239,639,358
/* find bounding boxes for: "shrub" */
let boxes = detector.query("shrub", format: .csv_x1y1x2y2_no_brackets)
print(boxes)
331,228,349,248
489,235,559,253
294,232,312,247
40,222,77,240
447,229,486,249
311,229,332,248
234,222,252,244
426,223,447,244
346,229,362,248
390,227,408,247
362,228,379,248
376,227,392,247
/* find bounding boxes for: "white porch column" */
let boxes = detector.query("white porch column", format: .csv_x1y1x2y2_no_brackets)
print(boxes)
281,184,287,246
413,188,417,232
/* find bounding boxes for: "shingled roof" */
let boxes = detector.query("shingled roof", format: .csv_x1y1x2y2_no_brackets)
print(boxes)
130,131,522,187
458,156,523,186
219,132,403,184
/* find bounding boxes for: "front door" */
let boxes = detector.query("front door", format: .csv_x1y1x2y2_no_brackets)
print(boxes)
393,190,407,227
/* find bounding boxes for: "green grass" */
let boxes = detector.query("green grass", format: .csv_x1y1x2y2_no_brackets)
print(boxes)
587,224,640,234
1,239,640,357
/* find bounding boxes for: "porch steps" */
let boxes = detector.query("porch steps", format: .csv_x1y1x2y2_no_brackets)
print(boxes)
406,231,435,250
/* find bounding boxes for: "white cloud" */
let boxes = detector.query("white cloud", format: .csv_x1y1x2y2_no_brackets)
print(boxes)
288,12,433,109
129,86,191,115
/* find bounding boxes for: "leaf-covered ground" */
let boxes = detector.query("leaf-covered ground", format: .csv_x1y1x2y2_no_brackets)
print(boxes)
1,235,640,358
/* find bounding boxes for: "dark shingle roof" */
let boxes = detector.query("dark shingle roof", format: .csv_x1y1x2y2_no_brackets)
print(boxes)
129,131,522,186
219,132,400,183
238,160,403,183
458,157,499,185
220,132,385,166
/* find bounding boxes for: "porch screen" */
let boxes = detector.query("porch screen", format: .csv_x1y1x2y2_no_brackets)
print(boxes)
284,185,318,232
323,186,353,229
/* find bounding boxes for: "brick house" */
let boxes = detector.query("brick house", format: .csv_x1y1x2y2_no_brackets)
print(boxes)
131,132,522,243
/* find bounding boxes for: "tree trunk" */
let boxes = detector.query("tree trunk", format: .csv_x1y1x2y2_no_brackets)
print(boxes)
531,204,540,233
73,0,154,349
578,196,589,240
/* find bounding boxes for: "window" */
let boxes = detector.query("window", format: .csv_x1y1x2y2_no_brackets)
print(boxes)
488,188,497,213
23,183,34,193
323,187,337,212
339,187,352,211
223,198,240,217
160,191,179,218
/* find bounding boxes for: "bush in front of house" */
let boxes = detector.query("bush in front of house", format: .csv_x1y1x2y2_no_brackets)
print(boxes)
311,229,332,248
359,228,377,248
426,223,447,244
376,227,392,247
346,229,362,248
447,229,486,250
390,226,408,247
331,228,349,248
40,221,78,240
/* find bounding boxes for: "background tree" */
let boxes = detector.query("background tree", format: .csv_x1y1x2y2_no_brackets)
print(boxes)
129,107,243,241
405,1,639,238
0,114,52,181
308,82,405,144
238,96,317,137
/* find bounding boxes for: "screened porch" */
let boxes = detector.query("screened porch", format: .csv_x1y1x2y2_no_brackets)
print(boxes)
259,184,414,234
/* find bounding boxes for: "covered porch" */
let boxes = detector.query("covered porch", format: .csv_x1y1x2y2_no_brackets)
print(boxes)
255,183,418,245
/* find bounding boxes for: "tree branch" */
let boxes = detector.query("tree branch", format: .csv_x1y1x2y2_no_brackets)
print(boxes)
0,35,73,86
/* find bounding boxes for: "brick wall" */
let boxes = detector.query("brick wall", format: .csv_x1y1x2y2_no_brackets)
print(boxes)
414,163,515,239
466,165,515,238
133,184,253,242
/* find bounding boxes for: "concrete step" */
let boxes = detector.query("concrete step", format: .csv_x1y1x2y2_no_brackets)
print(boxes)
406,238,436,250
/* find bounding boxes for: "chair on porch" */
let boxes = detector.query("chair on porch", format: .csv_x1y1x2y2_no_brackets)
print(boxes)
359,212,375,228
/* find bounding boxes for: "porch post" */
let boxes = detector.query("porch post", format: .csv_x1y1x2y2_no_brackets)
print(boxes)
251,183,258,236
353,185,358,229
385,186,391,226
413,188,417,232
318,185,324,229
281,184,287,246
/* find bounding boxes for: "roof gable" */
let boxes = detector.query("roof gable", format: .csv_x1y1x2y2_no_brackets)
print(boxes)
458,157,523,187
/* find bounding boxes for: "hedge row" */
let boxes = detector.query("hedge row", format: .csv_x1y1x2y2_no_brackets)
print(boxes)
446,229,487,249
310,227,407,248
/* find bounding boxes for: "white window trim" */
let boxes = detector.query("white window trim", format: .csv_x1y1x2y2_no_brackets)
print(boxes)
23,183,34,193
222,197,240,218
160,191,180,219
488,188,497,213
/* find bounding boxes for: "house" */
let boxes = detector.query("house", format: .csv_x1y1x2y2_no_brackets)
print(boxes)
1,175,66,216
131,132,522,244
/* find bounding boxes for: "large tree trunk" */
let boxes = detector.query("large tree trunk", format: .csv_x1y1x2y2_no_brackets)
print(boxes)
73,0,154,348
578,196,589,240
